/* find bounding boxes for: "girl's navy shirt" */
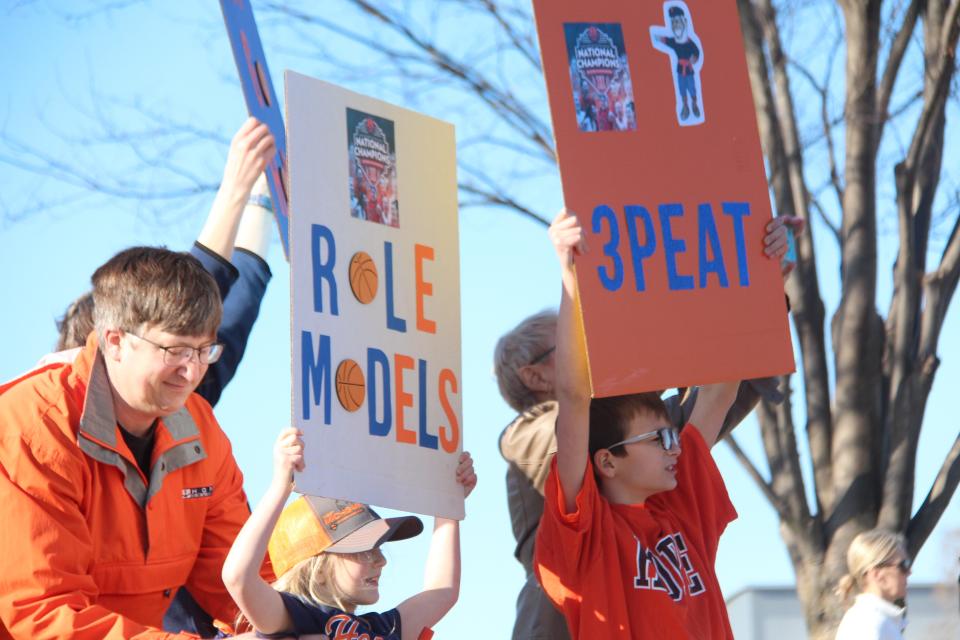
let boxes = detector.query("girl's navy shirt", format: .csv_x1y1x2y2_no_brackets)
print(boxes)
256,591,402,639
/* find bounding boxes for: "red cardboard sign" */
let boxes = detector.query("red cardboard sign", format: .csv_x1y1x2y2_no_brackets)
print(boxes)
533,0,795,396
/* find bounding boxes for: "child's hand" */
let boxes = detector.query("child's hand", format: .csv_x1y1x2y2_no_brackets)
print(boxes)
548,208,587,269
272,427,304,486
456,451,477,499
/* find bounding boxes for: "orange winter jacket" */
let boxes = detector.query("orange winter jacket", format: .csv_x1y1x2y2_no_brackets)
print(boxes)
0,337,254,639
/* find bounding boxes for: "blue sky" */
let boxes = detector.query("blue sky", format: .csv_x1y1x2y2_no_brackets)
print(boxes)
1,3,958,637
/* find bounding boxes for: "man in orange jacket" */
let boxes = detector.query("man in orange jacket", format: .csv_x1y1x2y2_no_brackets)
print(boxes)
0,247,262,639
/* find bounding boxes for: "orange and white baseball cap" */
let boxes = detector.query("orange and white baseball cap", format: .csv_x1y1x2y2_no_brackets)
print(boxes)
268,496,423,578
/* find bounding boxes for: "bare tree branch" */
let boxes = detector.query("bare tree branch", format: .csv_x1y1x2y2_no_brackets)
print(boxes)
788,44,844,208
826,2,884,556
807,190,842,243
903,0,960,177
726,434,791,519
875,0,921,147
757,379,814,534
312,0,556,161
918,212,960,393
470,0,541,71
879,0,960,532
744,0,835,520
907,428,960,556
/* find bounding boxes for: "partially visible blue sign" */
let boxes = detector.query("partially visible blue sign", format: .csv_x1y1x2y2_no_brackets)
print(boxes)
220,0,290,258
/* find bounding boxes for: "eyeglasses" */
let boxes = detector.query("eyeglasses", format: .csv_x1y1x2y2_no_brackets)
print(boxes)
606,427,681,452
878,558,911,574
340,548,385,564
528,345,556,366
125,330,223,366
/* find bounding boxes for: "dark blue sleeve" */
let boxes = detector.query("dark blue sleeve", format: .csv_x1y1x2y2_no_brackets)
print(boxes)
194,246,272,407
190,242,239,300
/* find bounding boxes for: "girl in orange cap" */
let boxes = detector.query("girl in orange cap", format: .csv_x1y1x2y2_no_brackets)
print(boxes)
222,428,476,640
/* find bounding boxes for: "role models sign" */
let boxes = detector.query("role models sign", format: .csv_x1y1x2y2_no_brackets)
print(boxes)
533,0,795,396
286,71,463,519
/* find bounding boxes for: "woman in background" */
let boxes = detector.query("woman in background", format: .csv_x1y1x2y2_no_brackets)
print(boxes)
835,529,911,640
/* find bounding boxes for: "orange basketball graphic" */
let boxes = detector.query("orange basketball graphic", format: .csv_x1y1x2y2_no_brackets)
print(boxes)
349,251,378,304
335,359,365,412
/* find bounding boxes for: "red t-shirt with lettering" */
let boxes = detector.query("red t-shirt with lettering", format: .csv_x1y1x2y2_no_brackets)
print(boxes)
534,425,737,639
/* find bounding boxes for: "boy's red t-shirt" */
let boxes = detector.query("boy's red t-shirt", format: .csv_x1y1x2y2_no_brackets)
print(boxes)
534,425,737,639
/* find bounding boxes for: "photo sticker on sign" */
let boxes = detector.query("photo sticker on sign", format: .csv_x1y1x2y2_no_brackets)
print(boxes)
564,22,636,133
347,108,400,228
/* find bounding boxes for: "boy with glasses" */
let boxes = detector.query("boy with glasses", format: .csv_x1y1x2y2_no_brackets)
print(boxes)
494,218,795,640
533,208,766,638
0,246,262,639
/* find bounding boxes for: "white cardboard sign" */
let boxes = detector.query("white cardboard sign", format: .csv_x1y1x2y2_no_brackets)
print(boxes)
286,71,464,520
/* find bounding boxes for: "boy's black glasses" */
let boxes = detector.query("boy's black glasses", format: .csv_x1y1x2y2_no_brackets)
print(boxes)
606,427,681,452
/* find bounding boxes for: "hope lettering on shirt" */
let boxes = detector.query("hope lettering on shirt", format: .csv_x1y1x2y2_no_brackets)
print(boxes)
632,533,706,601
324,613,389,640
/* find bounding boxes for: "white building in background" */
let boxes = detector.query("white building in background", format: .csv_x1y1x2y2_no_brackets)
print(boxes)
726,584,960,639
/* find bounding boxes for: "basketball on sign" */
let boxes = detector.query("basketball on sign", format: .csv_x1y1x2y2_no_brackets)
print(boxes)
348,251,379,304
335,358,365,412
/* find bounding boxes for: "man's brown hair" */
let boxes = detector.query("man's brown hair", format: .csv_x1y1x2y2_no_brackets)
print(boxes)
588,392,670,457
91,247,222,337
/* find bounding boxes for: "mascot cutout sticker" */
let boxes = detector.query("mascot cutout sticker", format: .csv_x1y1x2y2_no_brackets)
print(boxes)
650,1,705,126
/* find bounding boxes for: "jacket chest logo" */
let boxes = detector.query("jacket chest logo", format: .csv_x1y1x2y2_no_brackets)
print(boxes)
181,486,214,499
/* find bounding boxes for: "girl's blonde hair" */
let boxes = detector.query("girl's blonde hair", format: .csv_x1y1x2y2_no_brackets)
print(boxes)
835,529,907,601
234,552,354,632
273,552,354,612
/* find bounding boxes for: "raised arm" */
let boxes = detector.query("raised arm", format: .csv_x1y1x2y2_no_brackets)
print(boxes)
688,382,740,447
669,377,783,443
549,209,592,512
221,427,303,635
396,452,476,640
670,214,804,444
193,123,277,408
197,117,276,260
